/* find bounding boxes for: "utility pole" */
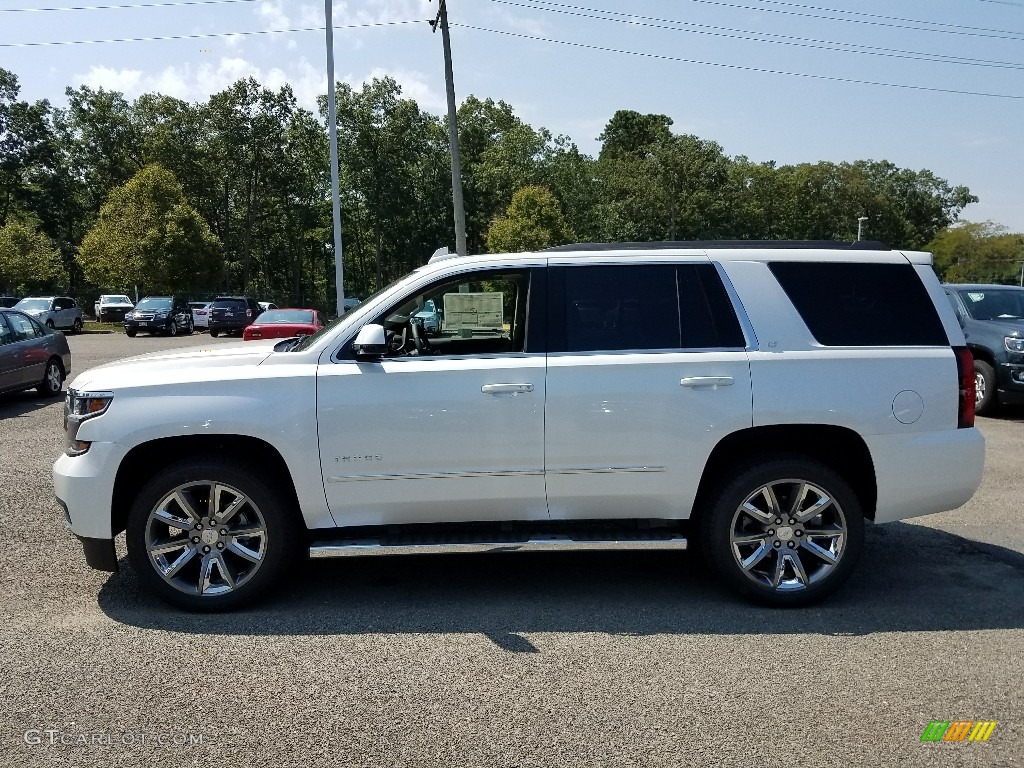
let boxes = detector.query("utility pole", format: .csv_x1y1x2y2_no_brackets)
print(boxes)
431,0,468,257
857,216,868,242
325,0,345,315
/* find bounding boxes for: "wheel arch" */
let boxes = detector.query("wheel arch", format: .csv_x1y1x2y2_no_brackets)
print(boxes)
692,424,878,523
111,435,304,537
966,343,996,367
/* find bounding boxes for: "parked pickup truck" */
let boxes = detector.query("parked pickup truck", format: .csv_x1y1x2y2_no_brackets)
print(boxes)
94,295,135,323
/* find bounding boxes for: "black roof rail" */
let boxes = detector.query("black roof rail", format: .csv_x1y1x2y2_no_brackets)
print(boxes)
543,240,891,252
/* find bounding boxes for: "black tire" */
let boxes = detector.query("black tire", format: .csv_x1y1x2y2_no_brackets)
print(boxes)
974,360,997,416
699,456,864,607
126,458,299,611
168,320,178,337
125,328,137,337
36,357,64,396
45,319,55,329
72,317,82,334
186,318,194,335
210,329,219,338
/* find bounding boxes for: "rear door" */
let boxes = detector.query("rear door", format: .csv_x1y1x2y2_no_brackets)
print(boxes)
544,260,753,520
0,314,22,391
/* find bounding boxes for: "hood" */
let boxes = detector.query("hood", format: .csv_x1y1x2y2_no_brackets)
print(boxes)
969,317,1024,336
69,340,276,391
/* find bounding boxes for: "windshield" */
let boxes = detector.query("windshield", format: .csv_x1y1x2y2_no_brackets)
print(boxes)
960,289,1024,320
136,298,172,310
102,295,131,304
15,298,50,311
259,309,314,324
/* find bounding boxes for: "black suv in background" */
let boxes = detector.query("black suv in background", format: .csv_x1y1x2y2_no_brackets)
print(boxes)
208,296,261,337
124,296,193,337
944,283,1024,414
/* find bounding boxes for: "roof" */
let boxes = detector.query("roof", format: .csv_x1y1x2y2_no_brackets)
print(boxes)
543,240,890,252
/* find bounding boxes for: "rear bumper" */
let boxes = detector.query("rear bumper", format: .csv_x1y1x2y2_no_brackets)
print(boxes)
867,428,985,524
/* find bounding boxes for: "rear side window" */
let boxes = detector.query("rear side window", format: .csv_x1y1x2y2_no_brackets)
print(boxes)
555,264,745,352
769,262,947,346
212,299,246,309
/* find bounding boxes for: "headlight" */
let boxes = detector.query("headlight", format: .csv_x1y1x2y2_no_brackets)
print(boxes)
1005,336,1024,353
125,312,134,320
154,311,168,318
64,390,113,456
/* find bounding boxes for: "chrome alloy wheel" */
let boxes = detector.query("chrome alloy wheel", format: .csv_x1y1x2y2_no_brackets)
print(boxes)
144,481,268,596
975,370,987,406
729,479,848,592
45,362,62,392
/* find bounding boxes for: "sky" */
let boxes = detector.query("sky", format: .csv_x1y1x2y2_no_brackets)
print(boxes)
3,0,1024,235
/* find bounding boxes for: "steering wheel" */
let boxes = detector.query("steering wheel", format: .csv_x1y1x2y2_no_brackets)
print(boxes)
409,319,432,355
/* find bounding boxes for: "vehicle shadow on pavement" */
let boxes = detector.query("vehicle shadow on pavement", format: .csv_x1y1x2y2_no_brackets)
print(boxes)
0,390,63,417
96,521,1024,646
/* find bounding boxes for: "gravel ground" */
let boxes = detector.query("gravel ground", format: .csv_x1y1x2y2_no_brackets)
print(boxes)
1,332,1022,768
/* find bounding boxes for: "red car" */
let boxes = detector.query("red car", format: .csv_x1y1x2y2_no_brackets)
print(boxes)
242,308,325,341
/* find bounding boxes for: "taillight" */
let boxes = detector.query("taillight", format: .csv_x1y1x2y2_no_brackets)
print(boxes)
953,346,975,428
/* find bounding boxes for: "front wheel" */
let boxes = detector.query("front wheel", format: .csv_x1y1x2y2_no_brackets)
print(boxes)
37,358,64,396
210,329,219,338
45,319,55,330
700,457,864,607
125,328,137,337
126,459,298,611
974,360,997,416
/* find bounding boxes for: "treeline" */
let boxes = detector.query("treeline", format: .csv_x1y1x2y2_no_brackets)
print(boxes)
0,65,1004,310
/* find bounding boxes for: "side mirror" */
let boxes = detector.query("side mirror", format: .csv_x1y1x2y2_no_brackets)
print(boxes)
353,323,387,359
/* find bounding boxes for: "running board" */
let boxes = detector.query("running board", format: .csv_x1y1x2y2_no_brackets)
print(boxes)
309,532,688,559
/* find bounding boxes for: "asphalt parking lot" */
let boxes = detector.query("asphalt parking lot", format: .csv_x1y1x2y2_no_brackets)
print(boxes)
1,332,1022,768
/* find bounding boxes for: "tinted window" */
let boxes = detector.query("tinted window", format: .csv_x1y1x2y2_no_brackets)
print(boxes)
213,299,247,309
137,298,172,311
559,264,745,353
769,262,947,346
260,310,314,324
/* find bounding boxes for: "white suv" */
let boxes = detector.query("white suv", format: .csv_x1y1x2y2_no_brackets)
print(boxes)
53,242,985,610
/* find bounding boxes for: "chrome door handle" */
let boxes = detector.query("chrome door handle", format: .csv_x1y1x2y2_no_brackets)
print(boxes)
481,383,534,396
680,376,734,389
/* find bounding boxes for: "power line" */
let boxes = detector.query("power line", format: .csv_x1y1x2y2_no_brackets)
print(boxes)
2,0,258,11
490,0,1024,70
0,19,424,47
701,0,1024,37
455,23,1024,100
513,0,1024,41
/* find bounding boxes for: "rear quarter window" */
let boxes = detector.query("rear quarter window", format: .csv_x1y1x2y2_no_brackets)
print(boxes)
769,262,948,346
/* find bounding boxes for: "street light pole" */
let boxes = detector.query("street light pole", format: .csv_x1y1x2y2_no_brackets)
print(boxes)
325,0,345,315
857,216,868,242
432,0,468,258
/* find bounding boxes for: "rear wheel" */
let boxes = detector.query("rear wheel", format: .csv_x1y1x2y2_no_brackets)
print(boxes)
186,317,194,335
974,360,997,416
72,318,82,334
168,320,178,337
210,329,219,338
36,358,64,396
126,458,298,611
700,457,864,606
45,319,55,330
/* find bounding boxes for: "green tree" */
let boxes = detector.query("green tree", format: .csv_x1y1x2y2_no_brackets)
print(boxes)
0,218,67,293
928,221,1024,283
77,164,221,293
486,185,573,252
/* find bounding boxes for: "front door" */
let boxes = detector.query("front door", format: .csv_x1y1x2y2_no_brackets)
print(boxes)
316,267,547,527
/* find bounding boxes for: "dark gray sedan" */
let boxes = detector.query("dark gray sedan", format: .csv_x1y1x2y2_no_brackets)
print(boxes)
0,307,72,397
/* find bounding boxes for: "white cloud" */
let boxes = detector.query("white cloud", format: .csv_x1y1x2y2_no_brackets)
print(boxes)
257,0,290,31
73,58,327,111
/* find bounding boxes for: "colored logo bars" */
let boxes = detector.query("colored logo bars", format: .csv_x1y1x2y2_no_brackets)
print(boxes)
920,721,998,742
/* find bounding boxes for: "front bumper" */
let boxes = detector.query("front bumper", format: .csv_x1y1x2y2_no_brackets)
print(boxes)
997,362,1024,405
123,319,170,333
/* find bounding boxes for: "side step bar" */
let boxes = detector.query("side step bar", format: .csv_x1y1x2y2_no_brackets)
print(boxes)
310,533,687,559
